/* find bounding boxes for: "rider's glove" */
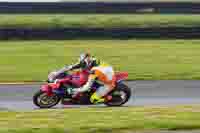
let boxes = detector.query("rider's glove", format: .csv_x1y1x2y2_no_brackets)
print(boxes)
67,65,73,70
54,79,60,84
48,71,58,82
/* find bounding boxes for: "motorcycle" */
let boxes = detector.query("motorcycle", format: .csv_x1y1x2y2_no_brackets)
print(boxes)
33,68,131,108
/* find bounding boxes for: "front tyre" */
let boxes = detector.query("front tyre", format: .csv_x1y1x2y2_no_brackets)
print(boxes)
33,90,61,108
105,83,131,106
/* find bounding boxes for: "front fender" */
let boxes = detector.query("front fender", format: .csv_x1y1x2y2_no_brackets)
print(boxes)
41,84,49,92
40,84,54,96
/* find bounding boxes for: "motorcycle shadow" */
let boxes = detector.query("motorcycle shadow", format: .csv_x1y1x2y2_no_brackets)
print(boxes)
33,104,130,110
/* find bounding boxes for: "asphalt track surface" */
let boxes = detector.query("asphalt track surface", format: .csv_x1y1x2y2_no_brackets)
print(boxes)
0,80,200,111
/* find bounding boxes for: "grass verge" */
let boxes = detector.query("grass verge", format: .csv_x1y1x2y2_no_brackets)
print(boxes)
0,14,200,28
1,40,200,81
0,105,200,133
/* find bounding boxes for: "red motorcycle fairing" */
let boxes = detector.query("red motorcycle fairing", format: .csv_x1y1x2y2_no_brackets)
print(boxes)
71,70,89,87
41,81,63,96
41,71,127,99
115,72,128,82
41,84,53,96
41,70,89,96
57,71,88,87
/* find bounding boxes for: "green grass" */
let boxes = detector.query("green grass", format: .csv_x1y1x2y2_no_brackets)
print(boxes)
0,14,200,28
1,105,200,133
1,40,200,81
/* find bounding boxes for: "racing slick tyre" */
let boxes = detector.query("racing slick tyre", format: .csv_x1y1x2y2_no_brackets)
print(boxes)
105,83,131,106
33,90,61,108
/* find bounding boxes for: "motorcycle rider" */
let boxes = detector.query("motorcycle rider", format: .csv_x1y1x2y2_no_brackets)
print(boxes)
49,52,115,103
69,62,116,104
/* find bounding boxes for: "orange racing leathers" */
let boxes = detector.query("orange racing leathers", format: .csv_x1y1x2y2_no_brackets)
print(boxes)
73,63,116,103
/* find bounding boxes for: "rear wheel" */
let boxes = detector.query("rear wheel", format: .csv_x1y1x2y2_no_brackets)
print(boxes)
33,90,61,108
105,83,131,106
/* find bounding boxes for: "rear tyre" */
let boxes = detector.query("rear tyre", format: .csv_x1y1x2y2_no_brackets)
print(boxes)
33,90,61,108
105,83,131,106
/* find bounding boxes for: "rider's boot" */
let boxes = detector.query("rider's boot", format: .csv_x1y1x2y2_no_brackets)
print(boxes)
90,92,106,104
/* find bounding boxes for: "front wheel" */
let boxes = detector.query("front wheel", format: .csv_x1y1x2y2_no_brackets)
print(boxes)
33,90,61,108
105,83,131,106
